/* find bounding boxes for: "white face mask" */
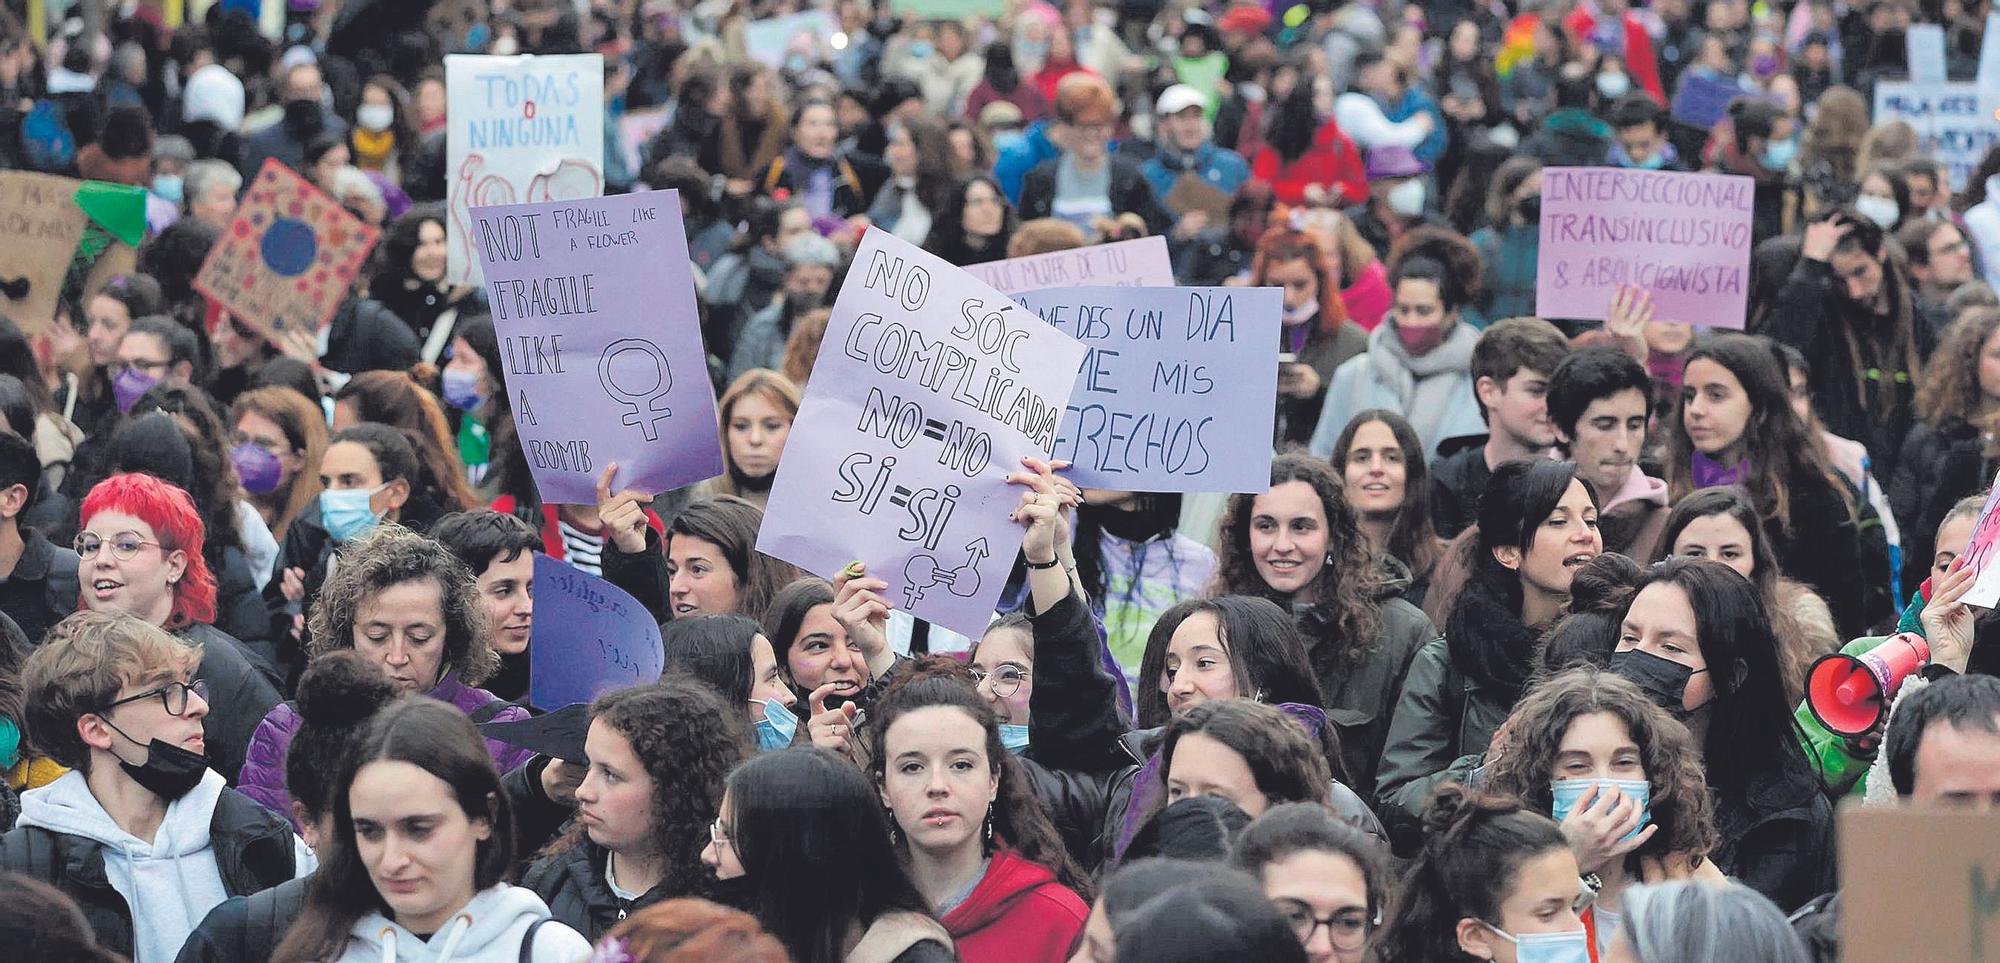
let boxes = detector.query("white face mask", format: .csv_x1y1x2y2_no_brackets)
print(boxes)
492,35,520,57
1386,179,1427,218
357,104,395,132
1854,194,1900,229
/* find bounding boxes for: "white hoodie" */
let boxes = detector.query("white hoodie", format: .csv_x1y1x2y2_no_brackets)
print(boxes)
331,884,590,963
16,769,317,963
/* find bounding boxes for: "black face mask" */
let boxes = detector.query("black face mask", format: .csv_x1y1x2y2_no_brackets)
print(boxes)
1610,649,1706,720
104,718,209,800
1516,194,1542,223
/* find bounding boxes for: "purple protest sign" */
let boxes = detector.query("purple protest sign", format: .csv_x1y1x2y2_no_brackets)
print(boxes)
1011,285,1282,493
529,553,664,709
1535,167,1755,330
964,235,1175,295
758,229,1089,638
470,190,723,504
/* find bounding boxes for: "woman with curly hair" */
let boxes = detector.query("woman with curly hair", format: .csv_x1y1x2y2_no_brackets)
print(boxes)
1483,666,1723,958
365,205,485,360
1308,228,1487,460
1249,226,1369,446
524,677,747,941
591,898,790,963
1894,307,2000,599
1328,410,1446,594
1371,785,1588,963
1663,334,1869,636
1214,453,1435,798
871,664,1090,963
238,524,532,822
332,370,482,513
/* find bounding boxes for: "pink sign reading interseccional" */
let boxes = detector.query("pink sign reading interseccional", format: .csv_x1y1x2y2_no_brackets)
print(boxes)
1534,167,1755,330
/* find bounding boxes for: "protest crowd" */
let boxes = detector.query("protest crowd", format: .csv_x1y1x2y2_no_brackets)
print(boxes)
4,0,2000,961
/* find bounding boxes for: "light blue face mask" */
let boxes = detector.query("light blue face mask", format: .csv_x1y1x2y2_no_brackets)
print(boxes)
320,484,386,543
152,173,184,204
753,698,799,752
1761,137,1798,170
999,723,1030,754
1485,924,1591,963
1550,777,1651,841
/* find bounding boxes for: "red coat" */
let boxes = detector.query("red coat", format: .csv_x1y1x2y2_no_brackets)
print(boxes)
1562,7,1666,104
487,496,663,564
941,849,1088,963
1250,121,1369,207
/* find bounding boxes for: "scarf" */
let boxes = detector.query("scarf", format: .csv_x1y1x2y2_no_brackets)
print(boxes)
1345,321,1476,450
350,126,395,170
1690,450,1752,489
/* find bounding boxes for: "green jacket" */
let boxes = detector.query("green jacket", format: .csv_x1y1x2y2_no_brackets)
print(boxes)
1306,571,1437,805
1374,636,1515,855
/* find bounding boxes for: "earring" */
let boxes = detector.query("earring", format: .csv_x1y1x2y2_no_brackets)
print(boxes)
1325,552,1336,565
888,810,901,847
983,803,995,847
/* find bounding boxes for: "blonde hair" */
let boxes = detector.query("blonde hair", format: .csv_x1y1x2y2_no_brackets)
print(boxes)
24,611,204,771
713,370,801,498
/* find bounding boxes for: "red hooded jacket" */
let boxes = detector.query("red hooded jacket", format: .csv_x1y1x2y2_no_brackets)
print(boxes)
1250,121,1369,208
941,849,1089,963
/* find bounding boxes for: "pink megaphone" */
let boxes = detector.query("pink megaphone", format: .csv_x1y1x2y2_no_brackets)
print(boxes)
1804,632,1931,737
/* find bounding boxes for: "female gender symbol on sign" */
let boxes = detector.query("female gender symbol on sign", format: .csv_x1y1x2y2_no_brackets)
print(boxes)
597,338,673,441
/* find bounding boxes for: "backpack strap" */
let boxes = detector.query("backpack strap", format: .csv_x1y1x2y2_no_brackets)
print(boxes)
468,698,516,725
518,916,551,963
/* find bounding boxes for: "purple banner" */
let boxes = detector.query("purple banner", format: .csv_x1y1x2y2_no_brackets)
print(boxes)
758,229,1088,638
1535,167,1754,330
470,190,724,504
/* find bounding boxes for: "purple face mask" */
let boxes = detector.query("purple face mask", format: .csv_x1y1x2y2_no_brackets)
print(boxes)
231,442,285,495
112,367,160,413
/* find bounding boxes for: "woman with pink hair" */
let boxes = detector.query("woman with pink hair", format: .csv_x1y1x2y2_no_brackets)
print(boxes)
74,472,282,784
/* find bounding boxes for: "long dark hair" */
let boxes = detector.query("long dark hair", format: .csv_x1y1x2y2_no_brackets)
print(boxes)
922,174,1017,267
1373,785,1570,963
1654,487,1816,684
1219,452,1384,666
1136,596,1325,729
1159,699,1333,810
662,614,762,707
868,661,1091,898
667,496,802,621
287,651,400,824
1233,802,1391,930
1621,557,1813,802
723,749,938,963
538,677,744,901
762,576,834,688
367,204,447,299
1665,334,1850,532
1330,410,1446,577
1263,70,1321,164
273,697,514,963
1436,459,1596,627
980,41,1019,94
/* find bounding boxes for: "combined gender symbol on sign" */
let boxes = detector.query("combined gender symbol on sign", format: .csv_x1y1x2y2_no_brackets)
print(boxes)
597,338,673,441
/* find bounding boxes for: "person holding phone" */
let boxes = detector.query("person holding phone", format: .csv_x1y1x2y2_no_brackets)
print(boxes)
1251,226,1369,448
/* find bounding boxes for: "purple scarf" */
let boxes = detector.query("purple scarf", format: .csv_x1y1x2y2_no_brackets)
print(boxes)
1690,450,1752,489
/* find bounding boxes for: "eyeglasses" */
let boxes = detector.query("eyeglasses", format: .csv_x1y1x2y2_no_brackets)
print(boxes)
1274,901,1370,951
117,359,171,376
970,664,1029,698
231,430,290,457
74,531,164,561
709,817,733,845
101,678,208,717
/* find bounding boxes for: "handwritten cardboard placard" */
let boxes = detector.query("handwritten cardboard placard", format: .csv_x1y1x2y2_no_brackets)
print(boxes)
0,172,141,336
963,235,1175,295
194,160,380,341
446,53,605,285
1957,467,2000,609
529,553,664,710
1874,81,1999,191
1011,286,1281,493
468,190,724,505
758,229,1088,638
1669,70,1746,130
742,10,837,70
1535,167,1754,329
1840,804,2000,962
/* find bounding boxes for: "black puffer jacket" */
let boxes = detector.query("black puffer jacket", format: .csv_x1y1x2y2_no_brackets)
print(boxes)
176,622,284,786
172,875,308,963
1709,761,1837,913
523,840,688,942
0,789,297,959
1892,417,1995,598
